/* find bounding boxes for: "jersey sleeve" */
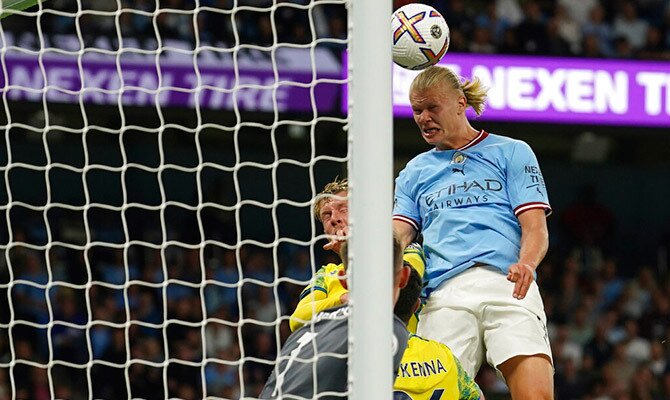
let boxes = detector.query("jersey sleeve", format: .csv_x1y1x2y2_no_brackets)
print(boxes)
289,265,348,332
402,243,426,334
393,167,421,232
452,350,483,400
403,242,426,277
506,141,552,217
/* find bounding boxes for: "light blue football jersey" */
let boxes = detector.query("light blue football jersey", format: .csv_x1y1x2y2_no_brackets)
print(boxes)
393,131,551,297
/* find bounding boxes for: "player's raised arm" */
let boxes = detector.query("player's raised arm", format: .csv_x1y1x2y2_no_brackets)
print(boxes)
393,219,417,250
506,208,549,300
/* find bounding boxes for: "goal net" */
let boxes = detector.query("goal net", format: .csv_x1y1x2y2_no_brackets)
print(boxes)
0,0,360,398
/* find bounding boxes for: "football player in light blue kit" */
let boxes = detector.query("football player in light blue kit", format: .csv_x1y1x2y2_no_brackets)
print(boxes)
393,66,554,400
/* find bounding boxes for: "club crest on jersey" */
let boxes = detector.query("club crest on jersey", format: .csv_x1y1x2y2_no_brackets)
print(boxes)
450,152,466,175
451,152,466,164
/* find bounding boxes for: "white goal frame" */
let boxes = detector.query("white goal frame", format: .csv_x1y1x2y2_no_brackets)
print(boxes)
349,0,394,398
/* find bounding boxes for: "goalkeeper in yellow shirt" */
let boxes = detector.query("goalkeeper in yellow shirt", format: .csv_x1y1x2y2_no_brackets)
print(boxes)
289,178,426,332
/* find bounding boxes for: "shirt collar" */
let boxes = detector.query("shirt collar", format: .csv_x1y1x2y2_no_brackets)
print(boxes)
457,130,488,151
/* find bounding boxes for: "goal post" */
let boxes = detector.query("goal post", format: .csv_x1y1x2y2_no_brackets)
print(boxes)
349,0,394,399
0,0,395,398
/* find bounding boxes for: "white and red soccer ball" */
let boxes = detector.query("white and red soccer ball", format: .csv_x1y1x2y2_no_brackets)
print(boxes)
392,3,450,70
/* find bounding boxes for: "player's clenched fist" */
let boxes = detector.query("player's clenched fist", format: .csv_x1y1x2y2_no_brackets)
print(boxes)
506,263,535,300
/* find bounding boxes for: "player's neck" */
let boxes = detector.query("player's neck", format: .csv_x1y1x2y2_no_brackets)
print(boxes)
435,126,480,151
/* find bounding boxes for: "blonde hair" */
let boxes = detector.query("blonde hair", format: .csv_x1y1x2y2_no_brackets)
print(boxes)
409,66,488,116
314,177,348,221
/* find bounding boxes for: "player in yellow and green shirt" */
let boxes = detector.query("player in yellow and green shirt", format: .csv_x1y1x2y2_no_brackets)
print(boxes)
393,266,482,400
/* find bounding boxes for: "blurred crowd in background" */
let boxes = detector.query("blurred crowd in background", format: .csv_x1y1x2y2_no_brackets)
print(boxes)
1,185,670,399
2,0,670,60
1,0,670,400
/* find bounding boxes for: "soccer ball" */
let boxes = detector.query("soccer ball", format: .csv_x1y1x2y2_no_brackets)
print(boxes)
391,3,450,70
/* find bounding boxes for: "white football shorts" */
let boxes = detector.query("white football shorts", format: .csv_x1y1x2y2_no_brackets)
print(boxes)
417,265,553,379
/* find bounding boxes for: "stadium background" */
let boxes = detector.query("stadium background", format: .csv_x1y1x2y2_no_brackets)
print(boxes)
0,0,669,399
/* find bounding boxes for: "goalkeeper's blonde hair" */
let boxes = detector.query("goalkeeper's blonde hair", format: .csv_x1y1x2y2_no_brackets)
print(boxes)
410,66,488,116
314,177,348,221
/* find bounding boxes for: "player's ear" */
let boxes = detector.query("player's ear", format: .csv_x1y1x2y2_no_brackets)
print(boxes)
397,264,411,289
457,95,467,114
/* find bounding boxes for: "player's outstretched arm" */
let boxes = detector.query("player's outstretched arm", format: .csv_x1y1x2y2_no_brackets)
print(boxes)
289,289,347,331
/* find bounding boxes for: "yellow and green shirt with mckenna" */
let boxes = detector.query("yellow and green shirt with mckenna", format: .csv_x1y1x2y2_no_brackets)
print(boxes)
395,335,481,400
289,243,481,400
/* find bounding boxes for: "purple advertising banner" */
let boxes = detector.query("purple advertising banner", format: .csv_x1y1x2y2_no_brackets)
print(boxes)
0,34,343,113
4,30,670,127
392,53,670,127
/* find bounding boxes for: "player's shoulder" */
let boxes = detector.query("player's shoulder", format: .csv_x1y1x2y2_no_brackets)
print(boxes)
484,133,532,151
482,132,523,147
403,149,438,172
478,133,536,164
315,262,345,275
303,263,345,293
403,242,424,257
403,242,426,275
408,334,455,356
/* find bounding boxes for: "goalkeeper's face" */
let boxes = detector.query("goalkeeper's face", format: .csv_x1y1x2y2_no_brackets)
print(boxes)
319,190,349,253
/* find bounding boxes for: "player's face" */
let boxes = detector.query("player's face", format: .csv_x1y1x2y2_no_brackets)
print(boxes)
319,190,348,236
410,85,465,149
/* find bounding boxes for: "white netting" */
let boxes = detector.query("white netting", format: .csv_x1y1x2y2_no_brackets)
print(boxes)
0,0,348,398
